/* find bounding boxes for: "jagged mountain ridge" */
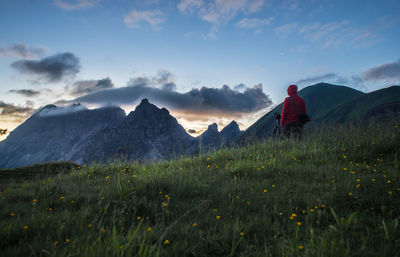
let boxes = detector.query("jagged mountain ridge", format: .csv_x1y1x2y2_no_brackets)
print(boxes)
0,99,240,168
76,99,198,163
199,121,241,150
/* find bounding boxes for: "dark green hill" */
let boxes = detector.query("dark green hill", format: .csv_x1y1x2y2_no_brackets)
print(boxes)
239,83,364,143
321,86,400,123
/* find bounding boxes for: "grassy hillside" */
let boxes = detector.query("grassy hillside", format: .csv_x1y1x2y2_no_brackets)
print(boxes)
239,83,364,143
1,120,400,257
321,86,400,123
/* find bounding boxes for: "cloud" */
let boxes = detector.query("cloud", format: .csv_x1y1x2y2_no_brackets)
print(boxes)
37,103,88,117
124,9,166,29
295,73,338,85
8,89,41,97
53,0,99,10
0,43,46,59
0,100,34,118
200,0,266,24
178,0,266,36
295,73,366,90
362,59,400,82
70,72,272,116
236,17,274,30
275,22,299,36
11,52,80,83
178,0,203,13
276,19,383,49
68,77,114,96
300,21,349,41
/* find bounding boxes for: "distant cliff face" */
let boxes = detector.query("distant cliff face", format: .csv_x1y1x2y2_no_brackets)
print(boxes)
0,105,126,168
76,99,198,163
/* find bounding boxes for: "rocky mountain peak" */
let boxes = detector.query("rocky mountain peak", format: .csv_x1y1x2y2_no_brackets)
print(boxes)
207,123,218,132
221,121,239,133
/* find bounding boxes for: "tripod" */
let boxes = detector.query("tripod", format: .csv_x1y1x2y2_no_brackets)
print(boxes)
272,113,281,138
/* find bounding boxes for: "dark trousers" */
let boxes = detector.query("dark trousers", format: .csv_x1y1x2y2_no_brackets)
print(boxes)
282,122,303,139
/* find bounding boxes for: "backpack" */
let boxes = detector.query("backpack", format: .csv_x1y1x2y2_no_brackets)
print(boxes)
289,96,311,124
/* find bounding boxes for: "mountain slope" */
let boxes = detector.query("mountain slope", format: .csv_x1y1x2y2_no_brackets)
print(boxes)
0,105,126,168
239,83,364,143
321,86,400,123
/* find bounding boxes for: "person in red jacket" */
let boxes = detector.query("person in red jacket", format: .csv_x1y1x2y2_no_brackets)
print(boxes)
280,84,307,139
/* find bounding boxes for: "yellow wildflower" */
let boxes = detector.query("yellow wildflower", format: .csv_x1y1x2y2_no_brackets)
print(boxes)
193,222,197,227
53,241,58,246
163,240,170,245
298,245,304,251
23,225,29,230
65,238,70,243
216,215,221,220
59,196,65,200
240,232,244,236
10,212,16,217
88,224,92,228
147,227,152,232
297,222,302,227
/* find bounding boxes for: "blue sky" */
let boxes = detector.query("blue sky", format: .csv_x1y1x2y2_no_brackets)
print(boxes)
1,0,400,137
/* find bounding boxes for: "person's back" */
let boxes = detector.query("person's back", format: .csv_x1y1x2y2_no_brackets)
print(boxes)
280,85,307,139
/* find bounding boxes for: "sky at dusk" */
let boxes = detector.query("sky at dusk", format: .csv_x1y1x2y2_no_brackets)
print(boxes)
1,0,400,138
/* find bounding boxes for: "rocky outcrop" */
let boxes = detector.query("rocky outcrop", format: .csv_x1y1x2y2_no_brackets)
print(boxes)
199,121,241,150
220,121,241,147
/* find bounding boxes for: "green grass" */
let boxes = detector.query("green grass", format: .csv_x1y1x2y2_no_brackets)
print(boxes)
1,121,400,257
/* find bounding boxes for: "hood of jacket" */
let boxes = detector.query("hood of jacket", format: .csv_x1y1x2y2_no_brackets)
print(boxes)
287,85,298,96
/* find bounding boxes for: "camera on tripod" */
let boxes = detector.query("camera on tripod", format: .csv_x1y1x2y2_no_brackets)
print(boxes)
273,112,281,137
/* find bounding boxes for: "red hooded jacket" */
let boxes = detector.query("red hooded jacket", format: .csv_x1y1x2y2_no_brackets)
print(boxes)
281,85,306,128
